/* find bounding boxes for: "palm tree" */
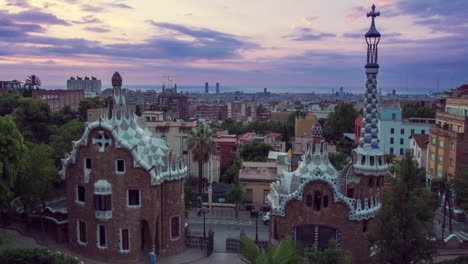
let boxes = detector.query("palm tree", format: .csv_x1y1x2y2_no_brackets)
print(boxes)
23,75,42,97
239,234,301,264
25,75,42,90
187,125,216,193
228,183,245,218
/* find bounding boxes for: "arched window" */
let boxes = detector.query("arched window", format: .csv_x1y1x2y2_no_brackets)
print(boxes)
368,177,374,187
314,191,321,211
306,195,312,207
323,195,329,208
370,156,374,166
361,155,366,165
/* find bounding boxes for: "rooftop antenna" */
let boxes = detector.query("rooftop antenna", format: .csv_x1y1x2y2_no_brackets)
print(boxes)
161,75,173,87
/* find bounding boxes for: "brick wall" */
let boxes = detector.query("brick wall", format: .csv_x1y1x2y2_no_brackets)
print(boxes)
271,181,375,264
66,128,185,262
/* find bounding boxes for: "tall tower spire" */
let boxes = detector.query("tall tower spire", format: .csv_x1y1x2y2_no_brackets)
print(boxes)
359,4,381,150
352,4,388,176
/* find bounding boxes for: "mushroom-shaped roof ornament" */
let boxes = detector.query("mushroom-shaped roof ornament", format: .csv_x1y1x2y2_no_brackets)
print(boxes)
312,122,323,138
112,72,122,87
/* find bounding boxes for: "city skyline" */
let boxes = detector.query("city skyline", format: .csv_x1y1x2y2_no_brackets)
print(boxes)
0,0,467,92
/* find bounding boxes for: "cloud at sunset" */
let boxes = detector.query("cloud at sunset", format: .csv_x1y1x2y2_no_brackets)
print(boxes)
0,0,465,91
345,7,366,23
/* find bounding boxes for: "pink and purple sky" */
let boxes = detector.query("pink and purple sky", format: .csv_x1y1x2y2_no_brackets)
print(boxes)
0,0,467,92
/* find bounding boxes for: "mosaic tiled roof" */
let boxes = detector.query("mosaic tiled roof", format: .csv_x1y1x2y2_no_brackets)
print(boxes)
266,141,381,221
60,73,187,185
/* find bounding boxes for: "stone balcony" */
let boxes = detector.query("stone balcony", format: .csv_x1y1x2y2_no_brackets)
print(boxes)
95,210,112,220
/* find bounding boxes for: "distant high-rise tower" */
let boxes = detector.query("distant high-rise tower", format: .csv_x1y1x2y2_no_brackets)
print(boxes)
67,75,101,97
205,82,209,93
216,82,220,94
264,88,267,94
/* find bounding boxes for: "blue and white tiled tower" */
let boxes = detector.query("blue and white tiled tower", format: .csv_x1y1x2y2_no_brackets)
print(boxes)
352,4,388,176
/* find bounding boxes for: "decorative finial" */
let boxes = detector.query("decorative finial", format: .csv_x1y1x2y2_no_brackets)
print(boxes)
365,4,381,66
112,72,122,87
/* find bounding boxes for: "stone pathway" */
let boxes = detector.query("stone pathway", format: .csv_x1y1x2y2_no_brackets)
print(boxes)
0,228,46,250
189,252,242,264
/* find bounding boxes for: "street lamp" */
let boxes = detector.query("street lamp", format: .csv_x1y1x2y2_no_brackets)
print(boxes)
253,209,259,242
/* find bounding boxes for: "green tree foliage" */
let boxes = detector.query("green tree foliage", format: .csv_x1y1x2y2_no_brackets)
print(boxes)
49,121,85,166
0,116,28,209
78,97,102,121
402,103,435,118
322,103,358,144
303,240,351,264
372,150,437,264
0,248,79,264
15,143,58,214
335,138,356,155
187,125,216,193
0,93,23,116
430,177,449,203
239,234,301,264
318,118,327,127
240,141,275,162
328,152,349,171
12,98,51,143
221,156,242,184
227,183,245,218
240,234,350,264
453,169,468,212
184,183,197,211
51,105,77,126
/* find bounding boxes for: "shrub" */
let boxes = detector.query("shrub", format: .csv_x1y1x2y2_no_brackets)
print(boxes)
0,248,80,264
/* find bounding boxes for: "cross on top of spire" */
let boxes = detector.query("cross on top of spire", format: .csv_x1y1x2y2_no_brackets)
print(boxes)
367,4,380,19
365,4,381,38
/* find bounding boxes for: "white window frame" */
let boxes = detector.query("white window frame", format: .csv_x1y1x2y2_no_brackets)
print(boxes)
84,157,92,170
126,189,141,208
115,159,126,174
119,228,130,253
96,224,107,249
76,185,85,205
77,220,87,246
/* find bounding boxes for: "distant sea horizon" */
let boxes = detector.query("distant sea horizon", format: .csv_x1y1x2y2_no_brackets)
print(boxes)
43,84,434,95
